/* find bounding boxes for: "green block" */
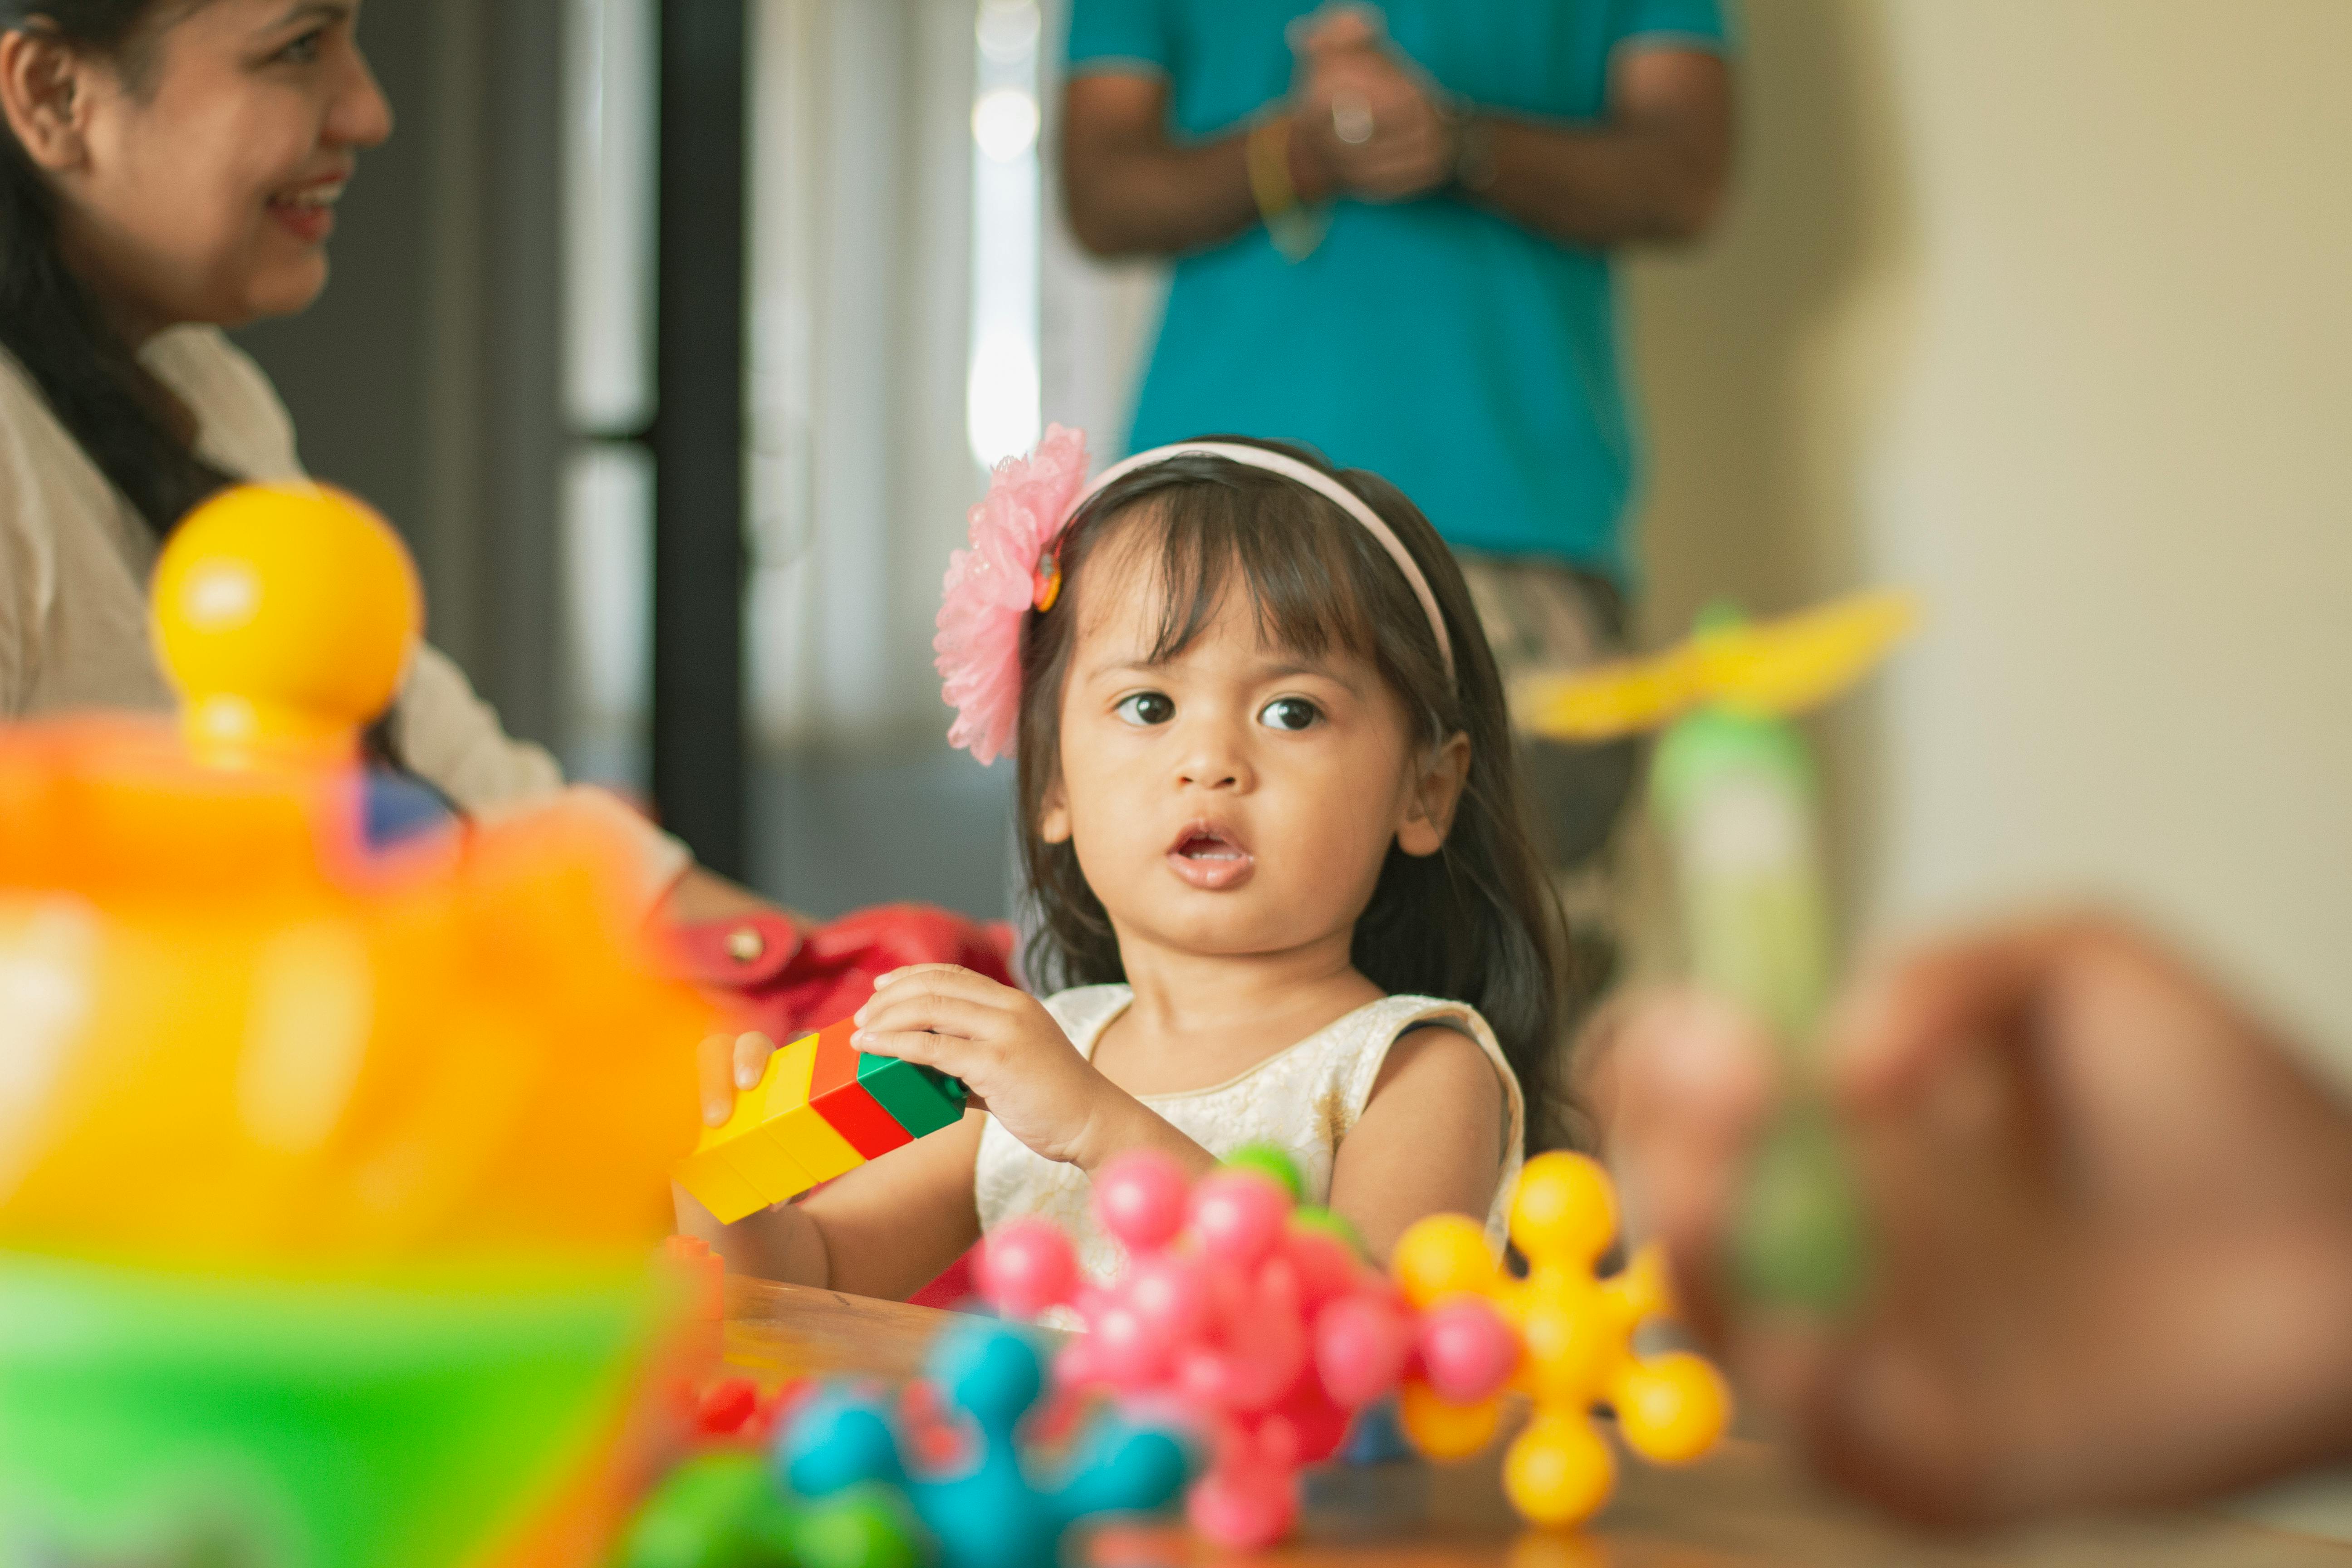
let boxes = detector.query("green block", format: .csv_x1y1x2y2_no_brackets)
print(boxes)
855,1052,966,1138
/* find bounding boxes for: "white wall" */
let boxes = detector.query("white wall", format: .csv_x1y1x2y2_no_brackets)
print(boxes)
1627,0,2352,1073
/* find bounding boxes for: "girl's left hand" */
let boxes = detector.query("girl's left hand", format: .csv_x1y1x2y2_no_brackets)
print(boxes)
853,965,1118,1168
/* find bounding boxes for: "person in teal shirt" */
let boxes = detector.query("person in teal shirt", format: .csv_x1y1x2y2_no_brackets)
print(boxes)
1062,0,1735,965
1062,0,1732,585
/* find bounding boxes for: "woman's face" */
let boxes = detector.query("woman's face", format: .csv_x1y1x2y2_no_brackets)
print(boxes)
43,1,391,333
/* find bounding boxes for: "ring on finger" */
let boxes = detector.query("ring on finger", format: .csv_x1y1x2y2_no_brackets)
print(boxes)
1333,90,1375,145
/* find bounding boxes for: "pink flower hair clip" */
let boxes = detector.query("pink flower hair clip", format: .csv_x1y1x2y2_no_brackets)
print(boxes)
934,424,1089,765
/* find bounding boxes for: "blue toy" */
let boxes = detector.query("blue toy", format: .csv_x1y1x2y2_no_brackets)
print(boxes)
779,1320,1190,1568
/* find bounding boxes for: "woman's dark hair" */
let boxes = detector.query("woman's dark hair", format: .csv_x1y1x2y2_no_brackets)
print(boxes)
0,1,232,537
1014,436,1578,1152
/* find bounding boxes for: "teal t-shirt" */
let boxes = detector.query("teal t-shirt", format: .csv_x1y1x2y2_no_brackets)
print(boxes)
1068,0,1729,583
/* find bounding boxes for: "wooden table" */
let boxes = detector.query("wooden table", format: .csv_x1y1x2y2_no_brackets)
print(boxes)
726,1278,2352,1567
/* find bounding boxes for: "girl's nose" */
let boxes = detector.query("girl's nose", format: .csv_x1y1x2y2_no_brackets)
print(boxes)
1174,720,1253,792
332,45,395,149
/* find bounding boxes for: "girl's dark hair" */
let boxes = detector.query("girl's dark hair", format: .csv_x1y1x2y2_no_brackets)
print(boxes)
1014,436,1577,1152
0,1,232,538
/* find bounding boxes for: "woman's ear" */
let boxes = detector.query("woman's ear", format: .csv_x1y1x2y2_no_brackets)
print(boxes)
1396,731,1471,858
1038,773,1073,845
0,27,98,173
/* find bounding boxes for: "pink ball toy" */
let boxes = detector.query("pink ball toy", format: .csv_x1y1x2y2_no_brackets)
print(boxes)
1418,1297,1519,1402
1312,1295,1413,1411
977,1219,1078,1320
1094,1150,1191,1250
1188,1170,1289,1266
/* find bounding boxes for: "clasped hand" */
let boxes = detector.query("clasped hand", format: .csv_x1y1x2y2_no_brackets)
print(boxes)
1288,5,1458,203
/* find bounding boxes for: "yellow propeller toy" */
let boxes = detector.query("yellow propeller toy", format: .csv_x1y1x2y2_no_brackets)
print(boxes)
1511,588,1920,743
1516,588,1921,1315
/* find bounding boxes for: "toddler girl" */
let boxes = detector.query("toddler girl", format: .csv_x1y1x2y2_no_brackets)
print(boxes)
685,430,1569,1293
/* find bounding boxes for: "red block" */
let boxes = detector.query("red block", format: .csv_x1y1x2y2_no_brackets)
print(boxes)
809,1018,912,1160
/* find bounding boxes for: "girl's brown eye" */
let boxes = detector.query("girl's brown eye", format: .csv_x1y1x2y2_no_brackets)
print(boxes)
1259,697,1320,733
1115,692,1174,727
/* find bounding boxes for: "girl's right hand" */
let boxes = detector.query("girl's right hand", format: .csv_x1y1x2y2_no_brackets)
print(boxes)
696,1030,779,1127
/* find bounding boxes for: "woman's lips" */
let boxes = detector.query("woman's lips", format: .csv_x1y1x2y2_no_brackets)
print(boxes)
267,176,347,245
1166,826,1254,891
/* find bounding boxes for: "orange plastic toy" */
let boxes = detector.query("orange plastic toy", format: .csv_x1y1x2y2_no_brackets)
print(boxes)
1391,1153,1732,1528
0,483,722,1568
0,482,714,1269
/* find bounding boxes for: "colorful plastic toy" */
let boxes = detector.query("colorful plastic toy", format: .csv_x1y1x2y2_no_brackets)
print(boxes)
674,1017,968,1223
781,1318,1190,1568
0,483,720,1567
1391,1152,1733,1528
979,1147,1517,1548
615,1450,923,1568
1514,590,1917,1313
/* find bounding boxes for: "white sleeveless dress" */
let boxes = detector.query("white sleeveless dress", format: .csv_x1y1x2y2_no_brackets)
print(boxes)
974,985,1526,1287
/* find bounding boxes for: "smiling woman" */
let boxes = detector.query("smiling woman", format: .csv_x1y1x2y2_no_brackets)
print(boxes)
0,1,788,936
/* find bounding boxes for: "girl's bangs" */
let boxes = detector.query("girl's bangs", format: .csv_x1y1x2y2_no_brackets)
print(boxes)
1103,482,1389,670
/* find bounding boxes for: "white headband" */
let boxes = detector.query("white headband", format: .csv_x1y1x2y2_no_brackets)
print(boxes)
1076,442,1456,681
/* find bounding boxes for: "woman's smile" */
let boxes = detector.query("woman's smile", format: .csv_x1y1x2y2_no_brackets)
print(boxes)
265,170,349,244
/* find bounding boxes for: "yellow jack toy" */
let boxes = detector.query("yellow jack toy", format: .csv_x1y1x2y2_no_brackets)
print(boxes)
1391,1153,1732,1528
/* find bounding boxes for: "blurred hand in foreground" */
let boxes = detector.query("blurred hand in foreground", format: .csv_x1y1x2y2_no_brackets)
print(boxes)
1588,915,2352,1524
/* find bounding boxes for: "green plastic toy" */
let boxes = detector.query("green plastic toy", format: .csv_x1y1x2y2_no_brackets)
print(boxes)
1516,590,1917,1313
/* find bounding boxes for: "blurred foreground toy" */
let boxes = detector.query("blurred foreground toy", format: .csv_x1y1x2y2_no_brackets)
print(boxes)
980,1148,1517,1548
0,484,720,1567
615,1450,921,1568
1392,1152,1731,1528
1514,590,1917,1313
782,1318,1190,1568
674,1015,969,1224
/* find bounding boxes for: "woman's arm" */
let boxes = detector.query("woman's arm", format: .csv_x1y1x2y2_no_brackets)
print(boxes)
1327,1026,1507,1264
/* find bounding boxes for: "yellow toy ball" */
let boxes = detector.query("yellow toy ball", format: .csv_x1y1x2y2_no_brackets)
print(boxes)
1613,1352,1733,1465
1392,1211,1498,1308
1398,1380,1504,1461
151,483,421,766
1509,1152,1617,1268
1503,1411,1616,1528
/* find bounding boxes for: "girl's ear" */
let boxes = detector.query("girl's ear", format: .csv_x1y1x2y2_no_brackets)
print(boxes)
0,28,98,174
1396,731,1471,858
1039,772,1074,845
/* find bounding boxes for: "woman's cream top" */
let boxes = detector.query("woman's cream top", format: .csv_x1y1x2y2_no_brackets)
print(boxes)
0,326,686,901
975,984,1526,1289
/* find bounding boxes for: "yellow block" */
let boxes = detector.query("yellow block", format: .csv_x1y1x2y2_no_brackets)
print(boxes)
760,1034,864,1183
669,1030,867,1220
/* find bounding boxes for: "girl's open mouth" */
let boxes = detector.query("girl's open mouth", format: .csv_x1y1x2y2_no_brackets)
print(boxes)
1167,824,1255,891
267,174,348,245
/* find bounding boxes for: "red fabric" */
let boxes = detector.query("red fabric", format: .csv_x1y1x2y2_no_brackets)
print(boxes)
666,903,1014,1311
666,902,1016,1046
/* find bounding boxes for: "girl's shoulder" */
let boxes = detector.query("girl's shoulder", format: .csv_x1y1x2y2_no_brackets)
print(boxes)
1329,994,1524,1139
1039,983,1134,1059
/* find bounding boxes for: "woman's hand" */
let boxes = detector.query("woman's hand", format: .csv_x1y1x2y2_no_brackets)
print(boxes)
852,965,1132,1170
1592,915,2352,1525
696,1030,779,1127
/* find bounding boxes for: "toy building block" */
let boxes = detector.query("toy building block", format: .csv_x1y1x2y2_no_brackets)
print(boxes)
675,1017,968,1224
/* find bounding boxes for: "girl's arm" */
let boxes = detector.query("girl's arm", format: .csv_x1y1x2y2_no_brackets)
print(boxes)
1328,1027,1508,1264
676,1111,987,1300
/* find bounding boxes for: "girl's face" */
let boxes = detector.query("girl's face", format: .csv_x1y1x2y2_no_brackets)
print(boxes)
10,1,390,333
1040,526,1470,965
